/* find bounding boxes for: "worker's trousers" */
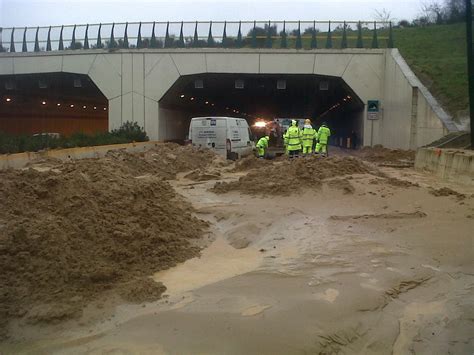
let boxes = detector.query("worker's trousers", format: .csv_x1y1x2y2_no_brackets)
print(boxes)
316,142,327,154
257,147,265,157
302,145,312,155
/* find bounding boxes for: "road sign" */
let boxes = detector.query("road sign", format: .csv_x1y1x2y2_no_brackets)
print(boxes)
367,100,379,120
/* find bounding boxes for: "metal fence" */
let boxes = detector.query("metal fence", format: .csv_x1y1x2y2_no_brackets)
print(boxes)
0,20,394,53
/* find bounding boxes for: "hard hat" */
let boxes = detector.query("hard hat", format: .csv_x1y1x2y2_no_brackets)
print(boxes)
305,119,311,125
291,119,297,126
265,136,270,140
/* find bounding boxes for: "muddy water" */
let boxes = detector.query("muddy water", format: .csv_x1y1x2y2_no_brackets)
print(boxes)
2,168,474,354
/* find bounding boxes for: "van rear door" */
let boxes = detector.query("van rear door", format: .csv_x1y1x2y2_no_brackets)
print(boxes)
190,117,227,156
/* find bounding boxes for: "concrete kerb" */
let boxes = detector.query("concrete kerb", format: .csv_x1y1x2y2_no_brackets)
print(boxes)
0,141,162,170
415,147,474,185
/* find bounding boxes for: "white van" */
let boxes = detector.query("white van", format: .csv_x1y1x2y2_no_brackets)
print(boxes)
189,117,254,159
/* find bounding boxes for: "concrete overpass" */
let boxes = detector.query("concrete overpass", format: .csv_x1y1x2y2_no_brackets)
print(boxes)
0,22,458,149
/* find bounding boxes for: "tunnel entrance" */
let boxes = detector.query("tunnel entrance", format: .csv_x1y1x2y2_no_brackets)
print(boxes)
0,73,108,136
159,73,364,146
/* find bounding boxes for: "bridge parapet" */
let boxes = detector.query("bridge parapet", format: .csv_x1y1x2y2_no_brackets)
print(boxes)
0,20,394,53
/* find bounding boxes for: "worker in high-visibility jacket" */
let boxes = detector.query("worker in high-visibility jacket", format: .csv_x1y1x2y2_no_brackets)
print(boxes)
301,119,316,157
256,135,270,158
286,119,302,158
315,122,331,156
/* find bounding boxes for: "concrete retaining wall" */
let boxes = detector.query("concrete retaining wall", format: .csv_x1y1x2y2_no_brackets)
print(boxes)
0,141,161,170
415,148,474,185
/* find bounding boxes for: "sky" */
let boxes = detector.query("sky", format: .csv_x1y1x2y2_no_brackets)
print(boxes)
1,0,425,28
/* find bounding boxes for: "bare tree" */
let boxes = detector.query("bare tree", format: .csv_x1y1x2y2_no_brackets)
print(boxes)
373,8,394,23
420,1,444,24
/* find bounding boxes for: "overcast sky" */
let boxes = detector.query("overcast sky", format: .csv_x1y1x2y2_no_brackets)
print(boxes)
1,0,425,28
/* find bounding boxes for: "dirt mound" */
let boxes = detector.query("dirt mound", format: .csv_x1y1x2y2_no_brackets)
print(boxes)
0,151,209,339
429,187,466,200
184,169,222,181
326,178,355,194
233,155,271,171
212,156,372,196
357,145,415,164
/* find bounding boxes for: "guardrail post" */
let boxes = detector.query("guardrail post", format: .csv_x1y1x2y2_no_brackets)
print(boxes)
165,22,171,47
59,25,64,50
193,22,199,47
9,28,15,52
46,27,51,51
236,21,242,47
97,24,102,48
84,24,89,49
109,23,116,48
325,21,332,48
71,24,77,49
281,21,287,48
123,22,129,48
222,21,228,47
388,22,394,48
251,21,257,48
137,22,142,48
296,21,302,49
22,27,28,52
34,27,40,52
207,21,214,47
310,21,317,49
151,22,157,48
265,20,272,48
371,21,378,48
178,22,185,47
356,21,363,48
341,21,348,48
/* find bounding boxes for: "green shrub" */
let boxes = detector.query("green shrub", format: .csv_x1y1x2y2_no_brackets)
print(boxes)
0,122,149,154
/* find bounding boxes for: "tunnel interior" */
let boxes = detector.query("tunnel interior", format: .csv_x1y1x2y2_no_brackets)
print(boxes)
159,73,364,145
0,73,108,136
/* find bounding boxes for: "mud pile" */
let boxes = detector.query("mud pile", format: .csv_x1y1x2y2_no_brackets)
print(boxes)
356,145,415,164
0,149,209,339
212,156,372,196
233,155,272,172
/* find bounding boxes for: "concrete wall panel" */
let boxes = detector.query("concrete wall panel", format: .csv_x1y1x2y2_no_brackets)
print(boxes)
88,54,122,99
314,54,353,77
132,53,145,95
0,57,14,75
342,55,382,100
144,53,166,77
206,53,259,73
121,92,133,123
108,96,122,130
259,54,315,74
14,56,62,74
145,54,180,101
121,53,133,94
171,53,206,75
133,92,145,128
145,97,159,140
63,54,97,74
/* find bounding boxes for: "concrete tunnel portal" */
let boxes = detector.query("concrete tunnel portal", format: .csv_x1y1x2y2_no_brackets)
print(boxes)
159,73,364,146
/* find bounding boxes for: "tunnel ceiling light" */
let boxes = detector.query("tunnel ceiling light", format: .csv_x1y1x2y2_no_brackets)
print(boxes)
180,94,185,98
70,104,74,108
319,81,329,91
5,98,11,102
83,105,87,109
235,79,245,89
57,103,61,106
190,97,195,101
211,103,215,106
103,107,107,111
94,106,97,110
194,79,204,89
205,101,209,105
41,101,46,105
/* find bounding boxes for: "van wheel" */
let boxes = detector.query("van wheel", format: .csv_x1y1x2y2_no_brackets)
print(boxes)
227,152,239,161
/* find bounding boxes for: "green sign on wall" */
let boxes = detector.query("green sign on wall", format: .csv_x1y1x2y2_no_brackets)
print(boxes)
367,100,380,120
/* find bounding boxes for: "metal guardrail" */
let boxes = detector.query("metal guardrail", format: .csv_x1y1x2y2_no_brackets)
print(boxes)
0,21,394,53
